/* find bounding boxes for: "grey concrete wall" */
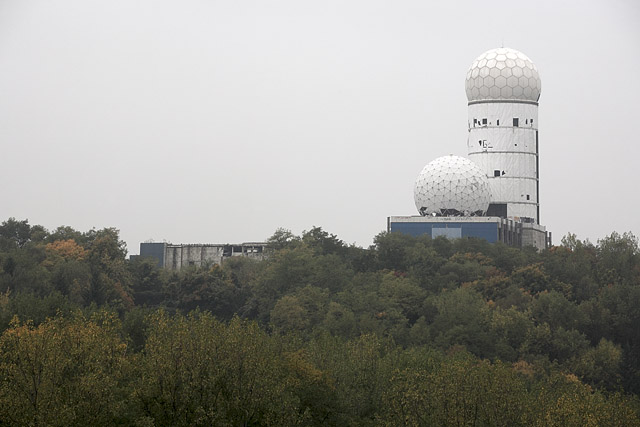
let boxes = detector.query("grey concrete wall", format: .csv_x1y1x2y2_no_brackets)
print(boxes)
162,243,268,271
521,226,547,250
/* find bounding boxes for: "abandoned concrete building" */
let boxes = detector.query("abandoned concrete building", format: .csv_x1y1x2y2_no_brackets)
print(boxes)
134,242,269,270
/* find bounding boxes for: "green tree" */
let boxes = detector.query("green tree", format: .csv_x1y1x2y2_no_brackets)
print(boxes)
165,265,244,319
128,256,166,306
374,231,419,272
428,287,496,357
0,218,36,250
323,301,357,338
0,245,51,296
85,228,133,309
596,232,640,286
542,242,597,302
531,291,586,331
0,292,75,332
270,286,329,335
380,354,530,426
0,311,130,426
490,306,534,361
302,226,348,257
573,337,623,390
134,311,305,426
405,242,445,292
44,239,92,304
266,228,301,251
510,263,554,295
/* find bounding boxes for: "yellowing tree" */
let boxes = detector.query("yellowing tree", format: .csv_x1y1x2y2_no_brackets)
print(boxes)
0,311,129,426
44,239,87,262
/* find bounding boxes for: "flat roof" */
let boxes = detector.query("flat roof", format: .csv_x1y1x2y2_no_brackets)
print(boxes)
389,215,504,224
388,215,546,232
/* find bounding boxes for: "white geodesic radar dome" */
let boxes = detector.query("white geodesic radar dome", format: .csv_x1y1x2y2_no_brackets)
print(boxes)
465,47,541,102
414,155,491,217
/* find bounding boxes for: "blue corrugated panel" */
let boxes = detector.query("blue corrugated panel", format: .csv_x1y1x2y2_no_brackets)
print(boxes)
390,222,498,243
390,222,438,237
461,223,499,242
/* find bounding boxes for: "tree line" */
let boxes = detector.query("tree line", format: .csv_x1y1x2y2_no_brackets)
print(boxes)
0,218,639,425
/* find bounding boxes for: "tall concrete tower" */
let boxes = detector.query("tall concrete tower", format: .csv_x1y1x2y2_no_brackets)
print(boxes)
465,48,541,223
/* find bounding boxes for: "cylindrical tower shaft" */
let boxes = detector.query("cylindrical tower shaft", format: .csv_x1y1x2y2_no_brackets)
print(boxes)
465,47,542,224
467,100,539,223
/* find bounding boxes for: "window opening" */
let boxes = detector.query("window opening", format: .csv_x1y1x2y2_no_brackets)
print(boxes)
513,118,519,127
223,245,232,257
494,170,501,177
496,119,500,126
482,118,487,125
526,195,530,200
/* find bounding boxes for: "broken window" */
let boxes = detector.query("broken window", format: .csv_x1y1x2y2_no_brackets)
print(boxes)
487,203,507,218
513,118,519,127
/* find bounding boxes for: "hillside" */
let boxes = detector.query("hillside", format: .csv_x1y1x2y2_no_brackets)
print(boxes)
1,218,639,425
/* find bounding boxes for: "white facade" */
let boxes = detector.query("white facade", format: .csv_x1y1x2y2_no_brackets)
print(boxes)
466,48,541,223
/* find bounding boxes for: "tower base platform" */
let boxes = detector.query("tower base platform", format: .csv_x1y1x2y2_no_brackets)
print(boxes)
387,216,551,251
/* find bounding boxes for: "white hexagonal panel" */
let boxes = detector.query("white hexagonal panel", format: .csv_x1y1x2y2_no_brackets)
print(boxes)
414,155,492,217
465,47,541,102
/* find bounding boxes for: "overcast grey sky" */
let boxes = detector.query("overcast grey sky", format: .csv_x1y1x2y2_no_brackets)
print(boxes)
1,0,639,254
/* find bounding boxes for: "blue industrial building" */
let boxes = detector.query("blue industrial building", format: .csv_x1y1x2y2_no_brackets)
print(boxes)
387,216,550,248
390,221,499,241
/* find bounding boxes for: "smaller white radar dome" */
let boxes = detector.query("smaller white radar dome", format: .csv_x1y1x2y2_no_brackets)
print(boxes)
465,47,541,102
414,155,491,217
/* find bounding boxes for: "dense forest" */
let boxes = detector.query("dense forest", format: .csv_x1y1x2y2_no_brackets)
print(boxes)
0,217,639,426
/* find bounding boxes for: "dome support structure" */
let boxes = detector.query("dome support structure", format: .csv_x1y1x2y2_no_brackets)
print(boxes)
465,47,541,224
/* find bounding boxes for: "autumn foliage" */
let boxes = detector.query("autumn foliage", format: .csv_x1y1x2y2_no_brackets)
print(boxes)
0,220,639,425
